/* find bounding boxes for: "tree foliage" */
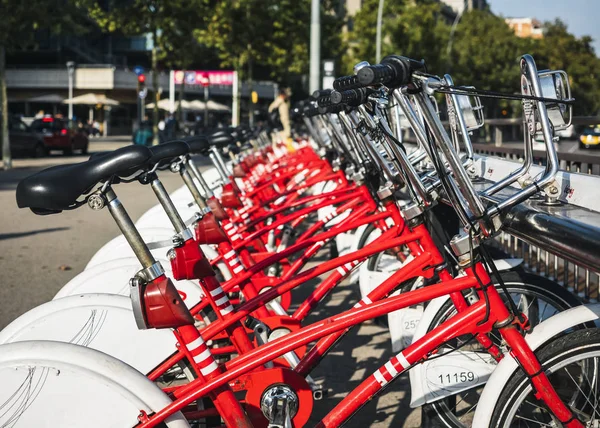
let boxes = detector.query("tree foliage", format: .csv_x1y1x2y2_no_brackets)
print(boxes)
347,4,600,116
88,0,214,144
0,0,89,50
387,1,450,73
531,20,600,116
88,0,212,70
196,0,345,85
343,0,405,71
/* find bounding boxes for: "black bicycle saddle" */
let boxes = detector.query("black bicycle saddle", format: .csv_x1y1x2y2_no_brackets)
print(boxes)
17,145,151,214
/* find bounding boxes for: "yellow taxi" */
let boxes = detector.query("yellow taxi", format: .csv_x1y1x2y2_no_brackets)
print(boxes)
579,125,600,149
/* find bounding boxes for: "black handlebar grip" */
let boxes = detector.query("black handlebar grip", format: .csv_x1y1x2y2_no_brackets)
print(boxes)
317,93,334,107
333,74,362,91
357,64,395,87
312,89,332,100
330,88,374,106
357,55,425,88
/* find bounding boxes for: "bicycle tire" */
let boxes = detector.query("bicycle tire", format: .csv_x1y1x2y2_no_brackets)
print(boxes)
490,327,600,427
421,271,582,428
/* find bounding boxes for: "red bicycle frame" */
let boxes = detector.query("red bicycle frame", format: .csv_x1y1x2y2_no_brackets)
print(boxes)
139,256,582,427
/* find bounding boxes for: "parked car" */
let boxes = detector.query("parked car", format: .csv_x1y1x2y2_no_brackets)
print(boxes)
579,125,600,150
30,116,89,155
1,115,47,158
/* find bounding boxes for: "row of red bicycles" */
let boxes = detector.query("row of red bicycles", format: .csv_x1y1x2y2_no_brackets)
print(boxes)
2,54,599,427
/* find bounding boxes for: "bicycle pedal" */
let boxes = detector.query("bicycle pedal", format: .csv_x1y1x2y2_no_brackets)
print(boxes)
311,385,328,400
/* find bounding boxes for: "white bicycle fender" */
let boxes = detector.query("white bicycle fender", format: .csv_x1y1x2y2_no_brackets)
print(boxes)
492,258,523,270
407,262,543,408
54,259,203,309
0,294,179,376
86,227,220,270
86,227,178,269
136,203,199,230
358,263,389,299
198,166,223,193
347,224,370,283
0,341,189,427
169,184,194,201
349,219,394,284
347,224,369,253
472,303,600,427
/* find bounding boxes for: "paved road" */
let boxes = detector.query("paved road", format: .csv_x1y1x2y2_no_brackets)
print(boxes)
0,137,422,427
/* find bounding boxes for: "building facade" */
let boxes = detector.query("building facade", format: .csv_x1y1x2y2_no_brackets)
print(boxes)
505,18,544,39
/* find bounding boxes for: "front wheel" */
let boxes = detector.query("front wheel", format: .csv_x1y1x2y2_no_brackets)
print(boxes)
490,327,600,427
422,271,582,428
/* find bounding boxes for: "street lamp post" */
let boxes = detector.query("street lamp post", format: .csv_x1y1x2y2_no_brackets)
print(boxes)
200,73,210,129
309,0,321,94
66,61,75,122
204,85,209,128
376,0,384,63
446,0,468,70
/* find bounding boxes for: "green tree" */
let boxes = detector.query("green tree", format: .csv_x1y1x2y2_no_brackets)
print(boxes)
449,10,526,92
89,0,209,145
451,14,600,116
0,0,88,169
387,1,450,73
343,0,405,72
531,20,600,116
196,0,345,93
445,10,530,117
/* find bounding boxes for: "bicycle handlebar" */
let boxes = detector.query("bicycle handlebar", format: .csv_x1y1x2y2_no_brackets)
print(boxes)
333,56,426,92
302,101,320,117
360,56,425,88
316,93,334,108
333,75,362,91
330,88,373,106
312,89,332,100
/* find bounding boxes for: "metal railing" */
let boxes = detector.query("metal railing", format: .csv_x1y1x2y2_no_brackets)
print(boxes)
472,143,600,176
469,155,600,302
494,231,599,302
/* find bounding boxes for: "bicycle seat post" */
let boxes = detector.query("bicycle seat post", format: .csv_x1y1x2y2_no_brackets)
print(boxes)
178,161,208,210
186,157,214,199
209,146,231,182
147,174,191,237
104,188,157,270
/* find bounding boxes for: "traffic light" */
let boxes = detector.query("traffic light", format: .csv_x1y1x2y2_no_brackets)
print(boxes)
137,74,146,91
137,74,148,101
251,91,258,104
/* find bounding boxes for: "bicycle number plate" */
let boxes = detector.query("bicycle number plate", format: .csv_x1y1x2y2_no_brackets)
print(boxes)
409,351,496,407
388,305,424,352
